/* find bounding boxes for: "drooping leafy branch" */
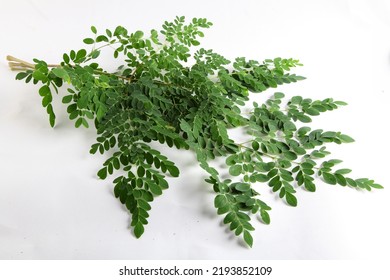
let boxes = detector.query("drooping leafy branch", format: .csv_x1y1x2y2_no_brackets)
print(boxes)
8,16,382,247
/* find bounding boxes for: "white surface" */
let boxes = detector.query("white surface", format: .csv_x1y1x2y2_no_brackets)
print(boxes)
0,0,389,259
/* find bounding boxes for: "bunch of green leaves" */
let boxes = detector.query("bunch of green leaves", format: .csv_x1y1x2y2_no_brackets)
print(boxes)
12,16,382,247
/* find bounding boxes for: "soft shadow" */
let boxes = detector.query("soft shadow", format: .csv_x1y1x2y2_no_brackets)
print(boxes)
197,178,218,219
237,238,249,249
388,51,390,68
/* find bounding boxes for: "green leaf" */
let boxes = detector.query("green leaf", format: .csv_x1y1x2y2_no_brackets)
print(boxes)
32,70,47,82
328,159,343,165
91,26,97,34
180,120,192,134
39,85,50,97
304,179,316,192
243,230,253,248
214,195,228,208
90,144,99,154
49,112,55,128
291,96,303,104
134,223,144,238
75,49,87,61
297,126,311,135
292,146,306,155
91,50,100,59
46,104,55,127
223,212,235,224
286,193,297,207
323,172,337,185
254,174,269,182
251,141,259,151
296,114,312,123
284,151,297,160
137,166,145,177
191,40,200,46
16,72,29,80
335,174,347,186
167,165,180,177
346,178,357,187
322,131,337,138
334,101,348,106
62,95,73,104
149,183,162,196
75,118,83,128
305,107,320,116
41,95,52,107
335,169,352,175
83,38,95,44
97,167,107,179
52,68,70,83
63,53,70,64
274,92,285,99
225,155,236,166
81,118,89,128
339,134,355,143
235,226,243,236
235,183,250,192
371,183,384,189
96,35,109,43
260,210,270,224
229,165,242,176
134,30,144,39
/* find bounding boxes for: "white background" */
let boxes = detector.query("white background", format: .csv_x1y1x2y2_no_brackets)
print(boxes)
0,0,389,260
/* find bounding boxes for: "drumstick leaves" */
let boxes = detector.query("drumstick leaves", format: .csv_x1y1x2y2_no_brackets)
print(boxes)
10,16,383,248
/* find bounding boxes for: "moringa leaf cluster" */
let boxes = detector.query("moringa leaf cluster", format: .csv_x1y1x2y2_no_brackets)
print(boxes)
10,16,382,247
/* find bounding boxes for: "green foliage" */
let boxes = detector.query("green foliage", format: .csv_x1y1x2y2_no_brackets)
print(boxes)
12,16,382,248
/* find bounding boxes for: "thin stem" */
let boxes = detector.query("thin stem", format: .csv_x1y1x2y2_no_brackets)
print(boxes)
238,143,320,170
6,55,35,69
94,69,132,81
244,108,289,115
95,41,120,51
7,55,133,80
7,55,61,70
237,140,253,146
46,63,61,67
7,55,194,92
